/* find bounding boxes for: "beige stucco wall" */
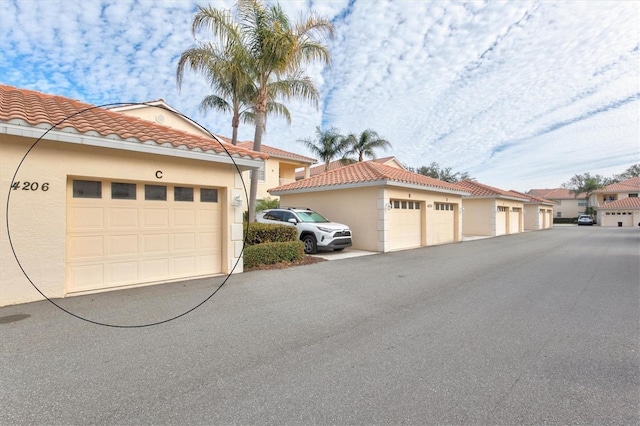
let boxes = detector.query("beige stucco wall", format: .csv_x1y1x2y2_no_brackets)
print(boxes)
553,198,586,218
116,105,213,139
1,134,243,307
523,205,554,230
278,187,381,251
462,198,525,236
278,186,463,253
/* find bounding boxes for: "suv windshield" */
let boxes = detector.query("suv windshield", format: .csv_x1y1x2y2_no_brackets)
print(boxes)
296,210,329,223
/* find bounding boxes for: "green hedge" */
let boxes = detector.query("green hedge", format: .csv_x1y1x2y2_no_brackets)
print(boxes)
244,223,297,245
243,241,305,268
553,217,577,224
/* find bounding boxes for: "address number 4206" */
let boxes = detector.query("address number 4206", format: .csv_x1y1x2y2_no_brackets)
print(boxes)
10,181,49,191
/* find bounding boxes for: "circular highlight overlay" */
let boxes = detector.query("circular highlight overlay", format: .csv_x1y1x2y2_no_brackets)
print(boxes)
6,103,250,328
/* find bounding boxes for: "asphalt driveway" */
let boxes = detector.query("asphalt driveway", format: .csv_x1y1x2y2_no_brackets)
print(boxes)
1,226,638,425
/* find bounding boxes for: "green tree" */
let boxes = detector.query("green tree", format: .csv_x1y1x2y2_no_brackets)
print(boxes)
342,129,391,162
611,163,640,183
298,126,349,171
192,0,333,223
256,196,279,212
413,161,473,183
562,173,606,214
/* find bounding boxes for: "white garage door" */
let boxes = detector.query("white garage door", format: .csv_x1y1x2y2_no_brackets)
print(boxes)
67,179,222,293
602,211,634,227
496,207,508,236
389,199,422,250
429,202,456,245
510,207,522,234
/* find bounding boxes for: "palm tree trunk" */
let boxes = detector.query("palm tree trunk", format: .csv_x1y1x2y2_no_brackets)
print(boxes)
248,109,266,224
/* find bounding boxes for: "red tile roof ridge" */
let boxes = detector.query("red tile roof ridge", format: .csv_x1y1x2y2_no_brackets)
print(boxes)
597,177,640,192
0,84,268,160
270,160,469,194
457,179,528,200
527,188,586,199
507,189,557,205
237,141,317,163
596,197,640,209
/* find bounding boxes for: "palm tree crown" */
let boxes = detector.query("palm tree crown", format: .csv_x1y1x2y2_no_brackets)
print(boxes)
186,0,333,222
298,127,348,170
343,129,391,162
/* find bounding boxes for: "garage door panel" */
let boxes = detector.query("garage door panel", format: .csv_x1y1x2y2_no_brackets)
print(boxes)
142,258,170,280
197,254,219,272
199,208,220,226
142,208,169,227
173,256,196,275
108,261,139,285
68,235,104,259
389,202,421,251
109,208,139,228
173,209,197,227
70,206,104,229
173,233,196,251
198,232,217,249
108,234,139,256
68,264,104,291
143,233,169,253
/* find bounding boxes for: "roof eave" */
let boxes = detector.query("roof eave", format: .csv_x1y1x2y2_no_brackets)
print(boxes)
1,121,264,169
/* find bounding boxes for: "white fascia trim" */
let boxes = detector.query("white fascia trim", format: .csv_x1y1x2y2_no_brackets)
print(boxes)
1,122,263,169
269,179,471,196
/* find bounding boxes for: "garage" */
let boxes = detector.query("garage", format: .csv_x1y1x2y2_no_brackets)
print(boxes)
1,84,267,307
509,207,522,234
66,178,222,293
597,197,640,227
389,199,422,251
428,202,456,245
496,206,508,236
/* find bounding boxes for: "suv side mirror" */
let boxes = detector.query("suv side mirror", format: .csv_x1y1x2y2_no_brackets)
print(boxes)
288,218,298,224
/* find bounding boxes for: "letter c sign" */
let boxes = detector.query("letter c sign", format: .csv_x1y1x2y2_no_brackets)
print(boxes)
156,170,163,179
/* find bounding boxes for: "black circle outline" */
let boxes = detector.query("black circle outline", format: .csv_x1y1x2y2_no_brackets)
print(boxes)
5,102,251,328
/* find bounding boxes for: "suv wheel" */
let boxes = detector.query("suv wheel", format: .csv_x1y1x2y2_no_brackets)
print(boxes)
302,235,317,254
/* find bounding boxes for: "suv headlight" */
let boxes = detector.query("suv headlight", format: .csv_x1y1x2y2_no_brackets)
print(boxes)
317,226,333,233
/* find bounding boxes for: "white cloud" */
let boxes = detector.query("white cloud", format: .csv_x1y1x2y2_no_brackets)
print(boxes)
1,0,638,191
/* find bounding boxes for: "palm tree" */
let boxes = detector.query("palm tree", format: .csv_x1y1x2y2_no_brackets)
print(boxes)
191,0,333,223
298,126,348,171
343,129,391,162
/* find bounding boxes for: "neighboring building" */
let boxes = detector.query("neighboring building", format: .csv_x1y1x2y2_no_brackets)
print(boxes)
527,188,587,219
0,84,267,307
591,177,640,207
507,190,556,231
237,141,317,203
595,197,640,227
294,156,406,180
456,180,528,237
269,160,470,253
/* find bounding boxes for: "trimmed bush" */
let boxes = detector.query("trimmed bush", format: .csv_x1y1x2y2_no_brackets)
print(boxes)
244,223,297,245
553,217,578,224
243,241,305,269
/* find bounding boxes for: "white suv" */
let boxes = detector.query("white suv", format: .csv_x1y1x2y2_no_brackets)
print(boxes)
256,208,352,254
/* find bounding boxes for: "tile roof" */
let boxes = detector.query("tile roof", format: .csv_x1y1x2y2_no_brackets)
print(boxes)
295,156,404,179
596,197,640,209
527,188,586,199
597,177,640,193
269,160,469,194
237,141,316,163
507,190,557,205
456,180,528,201
0,84,268,161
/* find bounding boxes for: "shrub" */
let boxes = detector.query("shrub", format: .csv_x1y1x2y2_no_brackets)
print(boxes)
243,241,305,268
244,223,297,245
553,217,578,224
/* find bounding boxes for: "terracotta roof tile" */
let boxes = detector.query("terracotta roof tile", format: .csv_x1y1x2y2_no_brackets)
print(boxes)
295,156,404,179
457,180,528,200
270,160,469,194
237,141,316,163
597,177,640,193
597,197,640,209
0,84,268,160
507,190,557,205
528,188,586,199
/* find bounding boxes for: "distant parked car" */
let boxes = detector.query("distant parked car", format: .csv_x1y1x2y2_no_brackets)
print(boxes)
256,208,352,254
577,215,594,226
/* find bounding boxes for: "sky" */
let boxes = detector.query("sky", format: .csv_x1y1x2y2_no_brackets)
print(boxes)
1,0,638,192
